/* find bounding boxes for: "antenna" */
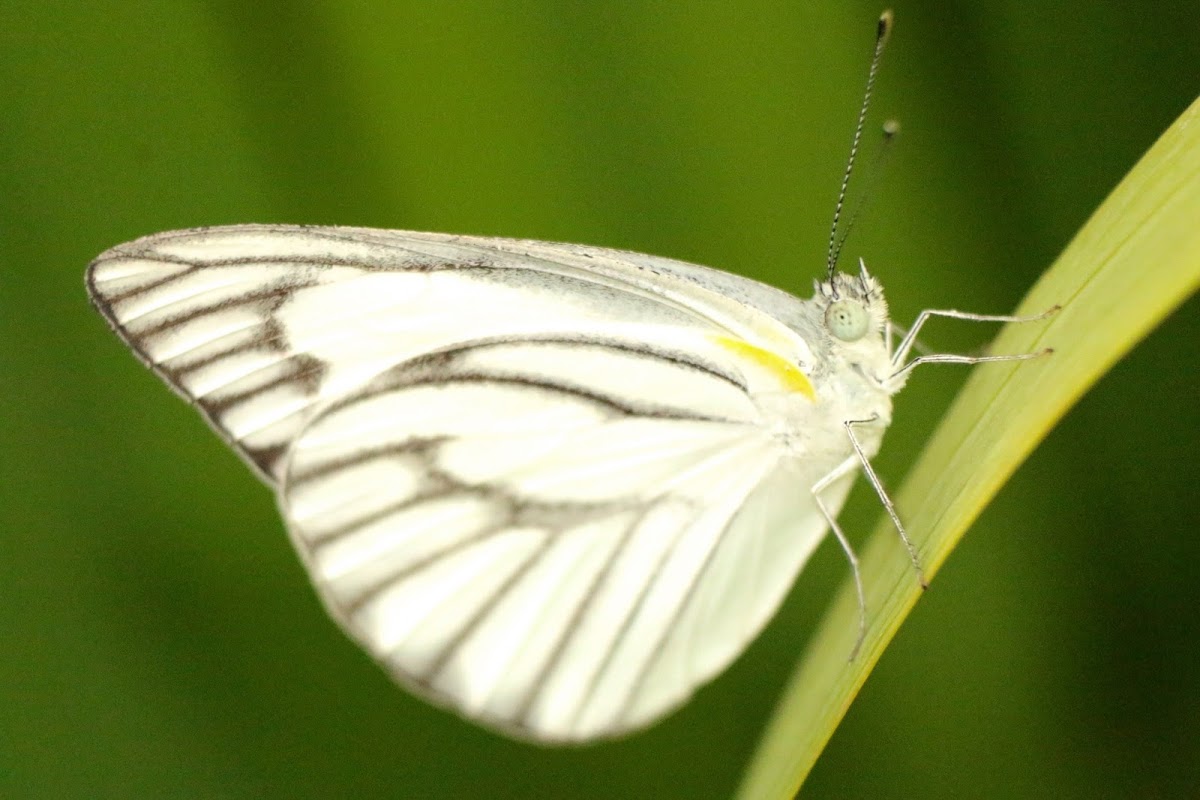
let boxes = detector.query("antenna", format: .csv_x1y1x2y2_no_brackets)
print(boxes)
826,9,893,283
828,119,899,271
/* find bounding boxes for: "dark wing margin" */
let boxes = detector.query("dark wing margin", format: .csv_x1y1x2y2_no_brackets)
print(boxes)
86,230,350,480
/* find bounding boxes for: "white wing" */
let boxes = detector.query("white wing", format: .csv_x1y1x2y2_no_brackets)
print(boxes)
280,336,834,741
87,225,834,741
86,225,817,481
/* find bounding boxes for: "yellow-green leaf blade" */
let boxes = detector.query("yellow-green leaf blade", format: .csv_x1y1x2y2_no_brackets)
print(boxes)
736,94,1200,800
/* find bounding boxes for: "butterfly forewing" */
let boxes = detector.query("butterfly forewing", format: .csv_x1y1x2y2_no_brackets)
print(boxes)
88,226,808,479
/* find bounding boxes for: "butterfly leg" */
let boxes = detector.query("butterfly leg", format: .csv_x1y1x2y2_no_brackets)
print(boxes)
890,306,1059,372
811,454,871,659
816,417,931,659
843,417,927,590
887,320,931,357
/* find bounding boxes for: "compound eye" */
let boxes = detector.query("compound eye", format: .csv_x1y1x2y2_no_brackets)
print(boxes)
825,300,869,341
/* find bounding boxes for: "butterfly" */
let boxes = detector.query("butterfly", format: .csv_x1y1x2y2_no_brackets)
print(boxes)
84,12,1050,743
86,221,1050,741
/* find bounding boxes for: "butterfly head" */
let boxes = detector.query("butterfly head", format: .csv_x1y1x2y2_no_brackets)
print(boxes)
813,259,889,346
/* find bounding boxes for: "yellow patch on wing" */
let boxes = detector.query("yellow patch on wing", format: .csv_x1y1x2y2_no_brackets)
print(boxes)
710,334,815,399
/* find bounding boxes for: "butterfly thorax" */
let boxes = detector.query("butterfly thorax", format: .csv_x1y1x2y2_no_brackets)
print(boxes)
764,267,896,460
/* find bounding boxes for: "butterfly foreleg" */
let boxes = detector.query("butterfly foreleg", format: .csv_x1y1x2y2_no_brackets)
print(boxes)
887,320,931,357
889,306,1058,376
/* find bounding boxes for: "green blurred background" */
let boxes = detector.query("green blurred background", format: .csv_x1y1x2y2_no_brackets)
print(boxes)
2,1,1197,797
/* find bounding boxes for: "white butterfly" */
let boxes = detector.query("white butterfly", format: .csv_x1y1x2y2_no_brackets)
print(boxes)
86,224,1047,742
84,12,1050,743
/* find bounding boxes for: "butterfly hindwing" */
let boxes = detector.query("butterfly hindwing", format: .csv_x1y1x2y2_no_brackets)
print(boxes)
279,334,833,741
